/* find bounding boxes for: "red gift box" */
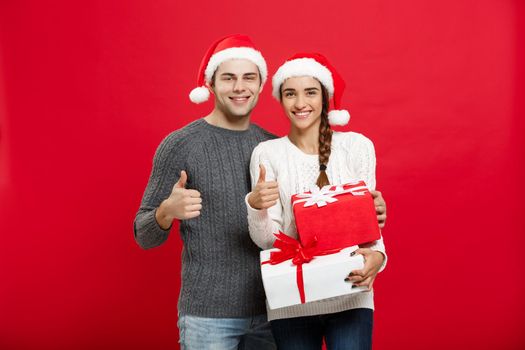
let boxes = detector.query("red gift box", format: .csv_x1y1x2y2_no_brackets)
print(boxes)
291,181,381,251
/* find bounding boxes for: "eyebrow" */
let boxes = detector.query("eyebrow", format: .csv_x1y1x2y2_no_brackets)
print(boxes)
219,72,258,78
282,87,320,93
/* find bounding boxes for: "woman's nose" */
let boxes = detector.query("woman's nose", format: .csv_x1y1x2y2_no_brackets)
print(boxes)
294,95,306,109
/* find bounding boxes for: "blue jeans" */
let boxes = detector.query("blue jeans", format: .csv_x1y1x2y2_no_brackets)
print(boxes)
270,308,373,350
177,313,276,350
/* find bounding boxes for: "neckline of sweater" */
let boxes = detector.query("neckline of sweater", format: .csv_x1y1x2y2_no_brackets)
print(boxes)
283,136,320,159
197,118,253,136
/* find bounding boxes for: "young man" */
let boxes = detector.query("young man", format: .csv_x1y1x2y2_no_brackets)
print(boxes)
134,34,387,350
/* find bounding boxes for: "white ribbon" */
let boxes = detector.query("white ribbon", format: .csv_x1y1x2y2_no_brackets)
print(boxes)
293,183,369,208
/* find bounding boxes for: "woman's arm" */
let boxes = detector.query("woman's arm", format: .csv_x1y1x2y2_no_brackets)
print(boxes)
353,134,388,272
246,144,285,250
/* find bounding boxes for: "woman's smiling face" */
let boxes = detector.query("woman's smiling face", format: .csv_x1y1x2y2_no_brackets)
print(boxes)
280,76,323,132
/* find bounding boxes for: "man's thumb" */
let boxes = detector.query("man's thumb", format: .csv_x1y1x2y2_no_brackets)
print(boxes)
258,164,266,183
175,170,187,189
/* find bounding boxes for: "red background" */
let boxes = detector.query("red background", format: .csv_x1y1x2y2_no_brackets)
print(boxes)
1,1,524,349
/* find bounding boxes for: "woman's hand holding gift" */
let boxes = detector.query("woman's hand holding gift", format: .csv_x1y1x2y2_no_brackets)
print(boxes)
371,190,387,228
345,248,385,291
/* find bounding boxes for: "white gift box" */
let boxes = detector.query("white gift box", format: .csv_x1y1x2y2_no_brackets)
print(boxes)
260,246,367,310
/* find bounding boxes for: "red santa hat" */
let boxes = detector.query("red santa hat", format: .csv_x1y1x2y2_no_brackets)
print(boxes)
272,53,350,126
189,34,268,104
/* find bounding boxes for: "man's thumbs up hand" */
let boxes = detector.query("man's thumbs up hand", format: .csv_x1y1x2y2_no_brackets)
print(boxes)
156,170,202,229
248,164,280,210
174,170,188,189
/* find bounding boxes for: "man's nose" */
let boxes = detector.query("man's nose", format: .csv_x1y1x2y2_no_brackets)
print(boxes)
233,79,245,92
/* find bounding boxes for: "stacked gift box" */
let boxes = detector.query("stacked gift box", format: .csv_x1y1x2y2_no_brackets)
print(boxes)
260,181,381,310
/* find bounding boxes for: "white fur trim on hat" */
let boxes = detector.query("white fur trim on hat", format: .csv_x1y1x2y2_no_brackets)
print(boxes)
328,109,350,126
272,58,334,100
204,47,268,84
189,86,210,104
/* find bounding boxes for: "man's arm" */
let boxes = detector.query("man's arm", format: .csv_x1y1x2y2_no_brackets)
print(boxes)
134,132,199,249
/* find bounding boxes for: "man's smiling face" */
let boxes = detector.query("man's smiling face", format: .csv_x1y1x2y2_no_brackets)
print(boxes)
210,59,263,119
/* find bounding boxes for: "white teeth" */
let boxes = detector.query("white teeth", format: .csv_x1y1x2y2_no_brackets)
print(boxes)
295,111,310,117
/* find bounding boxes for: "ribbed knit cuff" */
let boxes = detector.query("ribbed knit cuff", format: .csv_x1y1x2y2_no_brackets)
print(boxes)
372,249,387,273
369,234,387,273
134,209,170,249
245,192,270,224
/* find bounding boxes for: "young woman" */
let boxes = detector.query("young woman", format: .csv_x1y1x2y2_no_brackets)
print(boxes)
246,53,387,350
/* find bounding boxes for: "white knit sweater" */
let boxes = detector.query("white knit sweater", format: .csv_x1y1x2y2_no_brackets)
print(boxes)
246,131,387,321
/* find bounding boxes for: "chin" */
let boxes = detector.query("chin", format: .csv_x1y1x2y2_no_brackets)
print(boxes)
230,105,255,118
292,120,317,131
234,113,251,119
227,109,252,119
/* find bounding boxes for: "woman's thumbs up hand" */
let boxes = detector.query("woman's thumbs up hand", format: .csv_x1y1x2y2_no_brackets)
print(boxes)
247,164,280,210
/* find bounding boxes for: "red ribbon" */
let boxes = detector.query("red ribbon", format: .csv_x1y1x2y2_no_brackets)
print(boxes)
261,232,342,304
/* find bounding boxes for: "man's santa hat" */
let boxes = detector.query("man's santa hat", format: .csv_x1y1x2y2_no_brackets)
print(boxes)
272,53,350,126
189,34,268,104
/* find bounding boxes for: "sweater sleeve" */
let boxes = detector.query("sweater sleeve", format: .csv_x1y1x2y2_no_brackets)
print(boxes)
349,133,387,272
354,134,376,191
361,235,387,273
134,131,187,249
246,143,284,250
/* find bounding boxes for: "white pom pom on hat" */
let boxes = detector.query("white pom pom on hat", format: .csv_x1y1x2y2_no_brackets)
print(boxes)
328,110,351,126
189,86,210,104
188,34,268,104
272,52,351,126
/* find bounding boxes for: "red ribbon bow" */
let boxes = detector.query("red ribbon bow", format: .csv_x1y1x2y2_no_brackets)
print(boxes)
262,232,342,304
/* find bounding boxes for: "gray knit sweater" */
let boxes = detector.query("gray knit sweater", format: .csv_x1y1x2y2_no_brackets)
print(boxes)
134,118,276,317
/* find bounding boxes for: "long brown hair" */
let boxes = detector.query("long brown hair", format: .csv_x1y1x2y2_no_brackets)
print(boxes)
316,84,332,188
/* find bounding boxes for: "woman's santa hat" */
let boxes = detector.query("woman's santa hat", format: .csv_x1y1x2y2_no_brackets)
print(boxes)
272,53,350,126
189,34,268,104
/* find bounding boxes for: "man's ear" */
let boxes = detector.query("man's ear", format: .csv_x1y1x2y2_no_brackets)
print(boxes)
205,81,215,96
